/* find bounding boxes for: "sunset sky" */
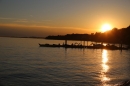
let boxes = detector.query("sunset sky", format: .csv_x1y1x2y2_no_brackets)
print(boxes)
0,0,130,37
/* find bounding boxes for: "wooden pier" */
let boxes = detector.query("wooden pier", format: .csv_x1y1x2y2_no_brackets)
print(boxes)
39,40,129,50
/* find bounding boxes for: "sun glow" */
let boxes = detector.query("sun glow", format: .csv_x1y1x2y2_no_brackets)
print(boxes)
101,23,112,32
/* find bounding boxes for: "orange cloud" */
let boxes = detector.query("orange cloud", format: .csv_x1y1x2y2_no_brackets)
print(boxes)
0,23,91,37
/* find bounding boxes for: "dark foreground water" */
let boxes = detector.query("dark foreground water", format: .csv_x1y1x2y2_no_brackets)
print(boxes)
0,37,130,86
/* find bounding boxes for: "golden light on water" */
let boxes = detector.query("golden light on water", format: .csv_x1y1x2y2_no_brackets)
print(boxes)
101,49,110,85
102,64,109,73
102,50,108,64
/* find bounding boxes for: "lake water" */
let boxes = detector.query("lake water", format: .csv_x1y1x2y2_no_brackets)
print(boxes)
0,37,130,86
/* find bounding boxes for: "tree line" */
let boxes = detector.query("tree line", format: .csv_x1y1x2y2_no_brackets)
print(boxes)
45,25,130,45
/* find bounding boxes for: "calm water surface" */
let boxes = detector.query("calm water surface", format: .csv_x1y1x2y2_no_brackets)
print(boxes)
0,37,130,86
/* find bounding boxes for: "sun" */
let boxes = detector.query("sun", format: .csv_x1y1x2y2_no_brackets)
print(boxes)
101,23,112,32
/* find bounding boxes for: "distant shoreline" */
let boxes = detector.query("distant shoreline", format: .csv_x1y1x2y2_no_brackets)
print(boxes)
0,36,45,39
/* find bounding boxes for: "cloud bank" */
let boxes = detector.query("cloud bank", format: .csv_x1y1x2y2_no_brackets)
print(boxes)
0,24,90,37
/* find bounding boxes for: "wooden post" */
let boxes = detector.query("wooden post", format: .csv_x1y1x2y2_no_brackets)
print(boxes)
83,41,85,46
80,41,82,45
87,41,88,46
121,42,122,49
65,40,67,45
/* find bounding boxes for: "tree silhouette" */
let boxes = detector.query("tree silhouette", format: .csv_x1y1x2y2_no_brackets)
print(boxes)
45,25,130,46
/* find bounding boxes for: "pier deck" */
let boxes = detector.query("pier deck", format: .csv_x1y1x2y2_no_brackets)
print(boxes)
39,43,129,50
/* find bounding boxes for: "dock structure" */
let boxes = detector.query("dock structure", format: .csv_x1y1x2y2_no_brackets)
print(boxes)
39,40,129,50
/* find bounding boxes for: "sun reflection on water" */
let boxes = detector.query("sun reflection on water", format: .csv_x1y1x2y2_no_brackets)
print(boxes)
101,49,110,86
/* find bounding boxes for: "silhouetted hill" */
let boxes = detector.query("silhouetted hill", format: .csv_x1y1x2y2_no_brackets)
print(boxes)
45,25,130,45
